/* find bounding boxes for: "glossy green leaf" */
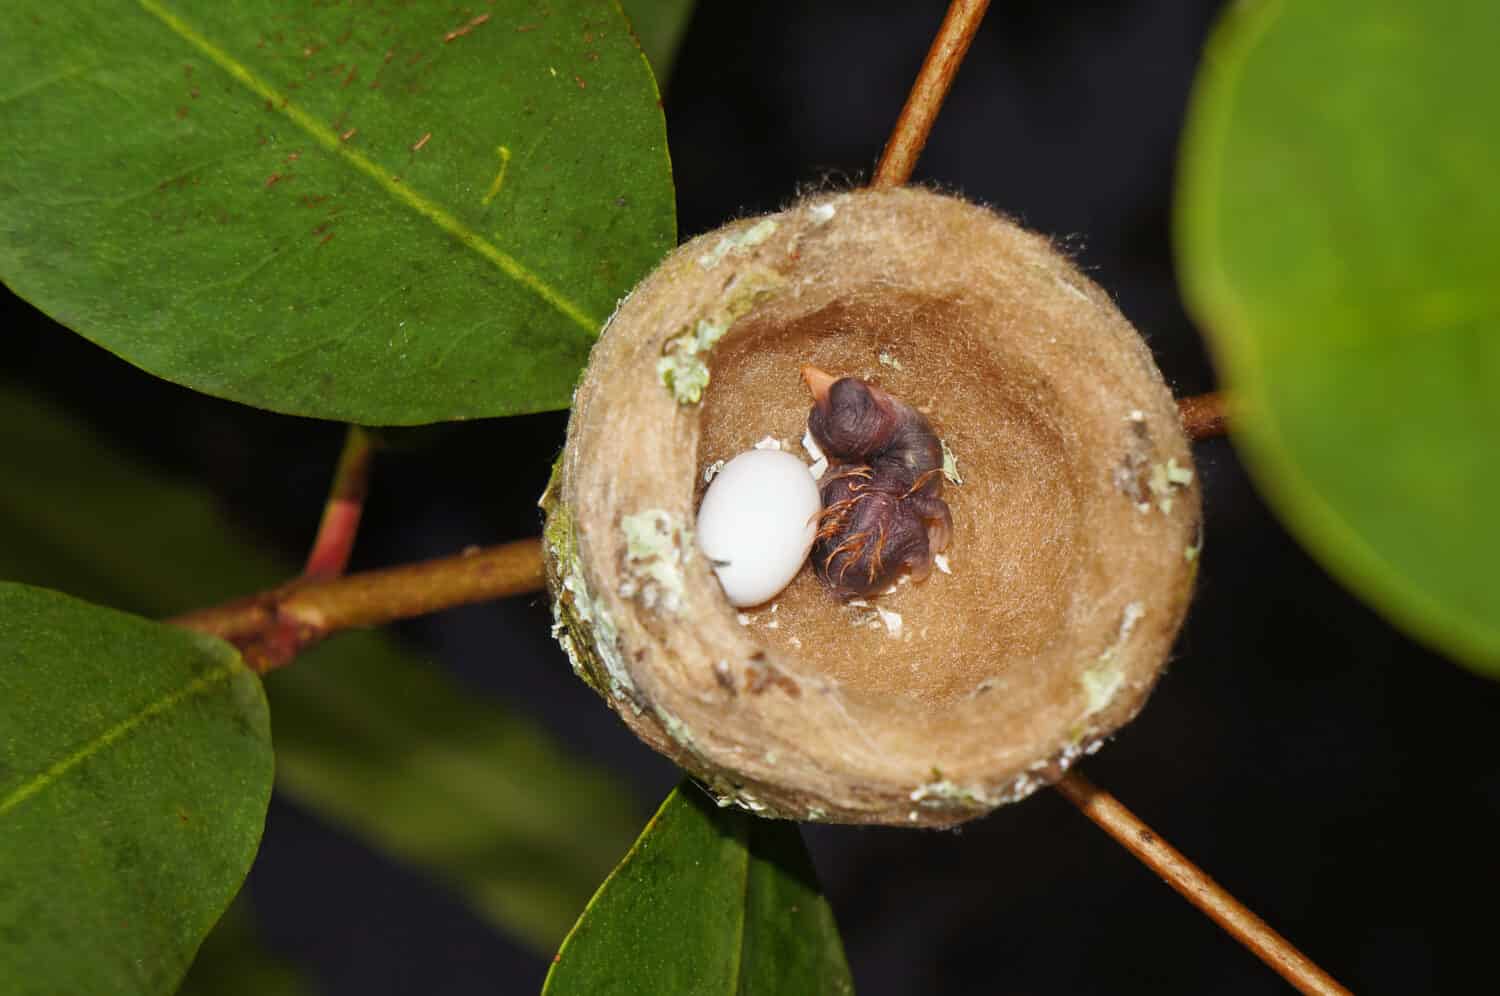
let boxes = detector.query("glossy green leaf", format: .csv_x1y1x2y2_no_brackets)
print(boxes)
0,1,674,424
622,0,697,84
0,385,645,950
0,583,272,996
544,783,853,996
178,900,318,996
1176,0,1500,673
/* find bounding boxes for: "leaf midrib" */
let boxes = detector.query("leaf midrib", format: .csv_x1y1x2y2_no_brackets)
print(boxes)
0,658,239,816
134,0,602,336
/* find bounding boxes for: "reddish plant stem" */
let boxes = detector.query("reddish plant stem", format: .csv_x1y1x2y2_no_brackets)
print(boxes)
871,0,992,188
1054,771,1351,996
303,425,378,580
1179,391,1228,441
171,539,546,673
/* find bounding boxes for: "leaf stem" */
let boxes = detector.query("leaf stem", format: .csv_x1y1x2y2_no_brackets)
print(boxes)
170,539,545,673
871,0,992,188
1053,770,1351,996
303,425,378,580
1179,391,1228,441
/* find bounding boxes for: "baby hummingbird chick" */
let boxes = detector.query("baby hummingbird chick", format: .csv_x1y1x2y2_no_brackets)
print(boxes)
803,366,953,599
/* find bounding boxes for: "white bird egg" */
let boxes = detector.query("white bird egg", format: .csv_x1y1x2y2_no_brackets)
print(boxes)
696,449,821,607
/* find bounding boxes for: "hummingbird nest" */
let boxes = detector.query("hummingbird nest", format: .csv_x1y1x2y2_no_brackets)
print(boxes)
542,187,1200,827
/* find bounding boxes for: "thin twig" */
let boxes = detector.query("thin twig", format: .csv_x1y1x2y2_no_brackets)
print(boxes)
1054,771,1351,996
871,0,992,188
171,539,546,673
1179,391,1228,441
303,425,378,579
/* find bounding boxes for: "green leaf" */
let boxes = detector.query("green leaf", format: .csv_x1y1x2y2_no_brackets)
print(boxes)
544,783,854,996
178,899,319,996
0,1,674,424
1176,0,1500,673
0,582,273,996
622,0,697,84
0,385,644,950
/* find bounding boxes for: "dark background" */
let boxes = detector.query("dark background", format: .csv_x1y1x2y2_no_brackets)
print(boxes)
8,1,1498,993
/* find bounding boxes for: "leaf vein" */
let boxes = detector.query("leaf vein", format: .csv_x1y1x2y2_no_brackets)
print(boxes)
0,659,239,817
135,0,602,337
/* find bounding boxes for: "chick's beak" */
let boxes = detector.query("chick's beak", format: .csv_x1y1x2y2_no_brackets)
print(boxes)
801,365,837,409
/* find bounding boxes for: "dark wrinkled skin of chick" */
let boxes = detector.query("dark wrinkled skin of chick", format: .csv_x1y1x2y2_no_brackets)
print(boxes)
804,368,952,598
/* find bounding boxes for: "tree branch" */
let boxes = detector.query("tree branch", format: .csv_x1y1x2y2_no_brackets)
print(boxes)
871,0,992,188
171,539,545,673
1054,771,1351,995
1179,390,1228,441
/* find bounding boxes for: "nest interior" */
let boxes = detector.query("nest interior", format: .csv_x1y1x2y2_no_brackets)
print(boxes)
698,293,1082,710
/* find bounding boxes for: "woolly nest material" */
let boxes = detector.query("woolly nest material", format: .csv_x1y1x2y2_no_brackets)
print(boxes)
542,187,1200,827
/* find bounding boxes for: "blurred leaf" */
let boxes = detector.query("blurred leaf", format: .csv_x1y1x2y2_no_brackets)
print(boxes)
0,583,272,996
0,1,674,424
0,385,644,951
543,783,853,996
622,0,696,84
264,638,644,951
178,899,318,996
1176,0,1500,673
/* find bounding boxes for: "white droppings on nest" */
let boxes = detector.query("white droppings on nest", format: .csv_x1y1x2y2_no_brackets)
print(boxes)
940,438,964,485
1055,275,1093,303
753,435,783,451
966,677,999,700
788,635,803,650
703,459,725,484
697,217,778,269
737,612,752,626
1079,601,1146,717
847,599,869,608
808,201,837,225
878,350,904,371
801,428,828,480
766,619,780,630
1185,527,1205,563
732,794,769,813
909,777,996,809
876,607,903,639
934,553,952,575
881,574,913,595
